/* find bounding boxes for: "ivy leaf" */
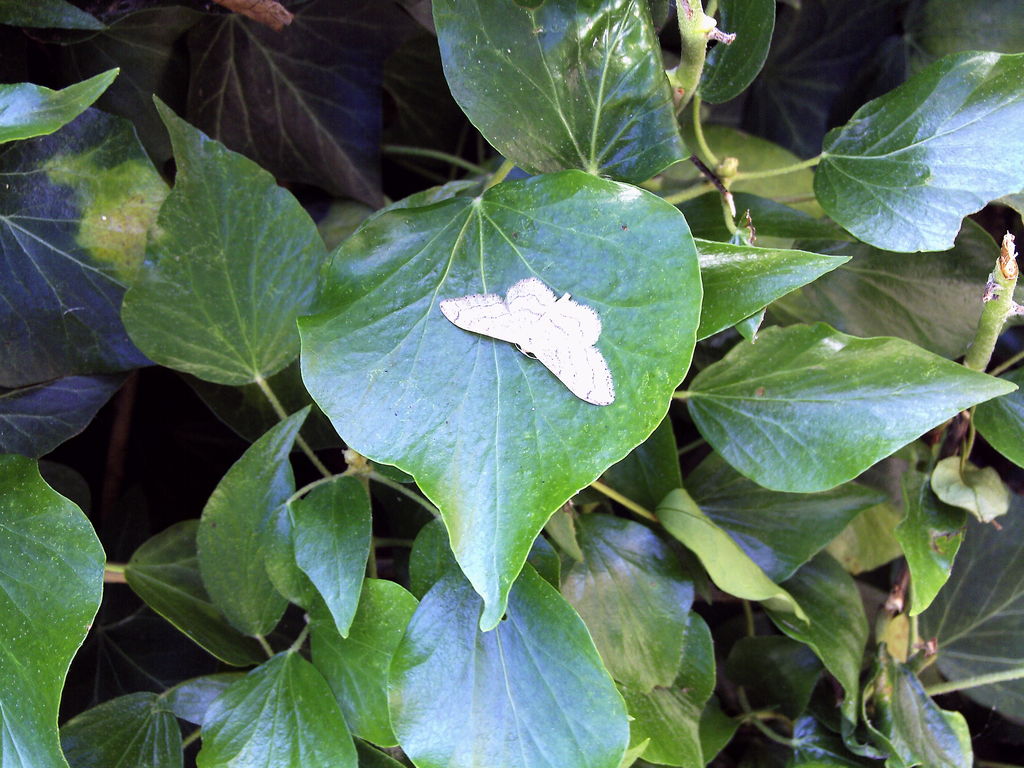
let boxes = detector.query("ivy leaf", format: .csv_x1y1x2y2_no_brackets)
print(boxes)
0,455,104,768
974,365,1024,468
0,109,164,386
434,0,685,182
816,52,1024,252
292,477,372,637
196,652,358,768
931,456,1009,523
919,501,1024,718
299,171,700,629
186,0,415,205
389,567,629,768
686,452,883,582
121,102,325,386
0,70,116,143
696,239,848,339
686,324,1015,492
60,692,182,768
310,579,418,746
677,192,844,245
699,0,775,104
197,409,308,636
561,514,694,690
603,415,681,511
0,374,124,457
656,488,807,621
725,636,822,718
905,0,1024,66
407,518,458,599
0,0,102,30
163,674,244,725
125,521,264,666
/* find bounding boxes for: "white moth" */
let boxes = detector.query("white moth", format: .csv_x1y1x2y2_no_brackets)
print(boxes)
439,277,615,406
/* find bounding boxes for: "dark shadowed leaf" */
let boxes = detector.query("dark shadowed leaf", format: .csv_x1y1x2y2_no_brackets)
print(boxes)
561,514,693,690
186,0,415,205
163,673,244,725
974,365,1024,469
121,103,325,386
905,0,1024,67
725,636,822,718
699,0,775,104
0,0,101,29
389,567,629,768
816,52,1024,252
434,0,685,182
0,374,123,457
791,716,877,768
0,70,116,143
0,109,163,386
676,192,844,245
602,414,681,511
0,455,104,768
687,324,1015,492
299,171,700,629
60,692,182,768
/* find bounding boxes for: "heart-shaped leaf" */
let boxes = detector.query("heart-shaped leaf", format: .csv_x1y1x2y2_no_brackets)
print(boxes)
0,455,104,768
931,456,1009,523
0,70,116,143
60,692,182,768
300,171,700,628
389,567,629,768
699,0,775,104
686,323,1016,492
434,0,685,182
121,101,325,386
816,51,1024,252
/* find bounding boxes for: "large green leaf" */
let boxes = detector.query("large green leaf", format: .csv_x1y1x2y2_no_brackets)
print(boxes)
121,102,325,386
0,375,124,458
561,514,693,690
791,221,997,358
186,1,414,205
299,171,700,629
0,71,116,143
292,476,372,637
434,0,685,182
0,0,102,29
725,636,822,718
390,567,628,768
196,652,357,768
0,109,164,386
696,239,848,339
125,521,264,666
656,488,806,621
974,365,1024,468
920,502,1024,717
686,324,1015,492
310,579,418,746
197,409,308,636
815,52,1024,252
699,0,775,104
602,414,681,511
686,452,883,582
0,455,104,768
60,693,182,768
905,0,1024,66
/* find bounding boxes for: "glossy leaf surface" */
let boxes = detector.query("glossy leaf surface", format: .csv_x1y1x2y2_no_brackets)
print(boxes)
121,102,325,385
699,0,775,104
125,521,264,666
434,0,685,182
60,692,182,768
389,567,629,768
561,514,693,690
310,579,418,746
300,171,701,628
0,70,116,143
677,192,843,245
163,674,243,725
197,652,357,768
687,324,1015,492
816,52,1024,252
0,455,104,768
0,109,163,386
197,409,308,636
974,365,1024,468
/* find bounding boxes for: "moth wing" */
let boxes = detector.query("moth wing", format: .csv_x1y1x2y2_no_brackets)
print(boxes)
546,296,603,347
505,277,558,317
440,292,522,345
532,341,615,406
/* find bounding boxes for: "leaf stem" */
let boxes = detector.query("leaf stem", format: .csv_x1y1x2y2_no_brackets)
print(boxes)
367,470,439,517
662,183,715,206
181,728,201,749
965,234,1019,371
732,155,821,181
677,437,706,455
285,475,339,506
483,157,516,191
925,665,1024,696
990,348,1024,377
253,375,332,478
590,480,658,522
737,688,796,746
254,634,274,658
381,144,489,176
287,624,310,653
691,96,719,167
673,390,693,401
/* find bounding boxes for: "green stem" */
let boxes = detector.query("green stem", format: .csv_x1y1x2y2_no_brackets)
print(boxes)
287,625,310,654
990,347,1024,376
590,480,658,522
964,235,1019,371
737,689,796,747
742,600,755,637
671,0,713,112
254,634,274,658
733,155,822,181
672,390,693,401
677,437,706,455
106,562,126,574
181,729,201,749
285,475,340,506
253,376,332,478
691,96,719,167
381,144,489,176
662,183,714,206
483,157,516,191
367,470,439,517
925,665,1024,696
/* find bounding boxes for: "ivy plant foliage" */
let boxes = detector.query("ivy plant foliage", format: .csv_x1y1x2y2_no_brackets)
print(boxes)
300,171,701,629
0,455,104,768
60,692,182,768
0,69,116,143
433,0,685,182
698,0,775,104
